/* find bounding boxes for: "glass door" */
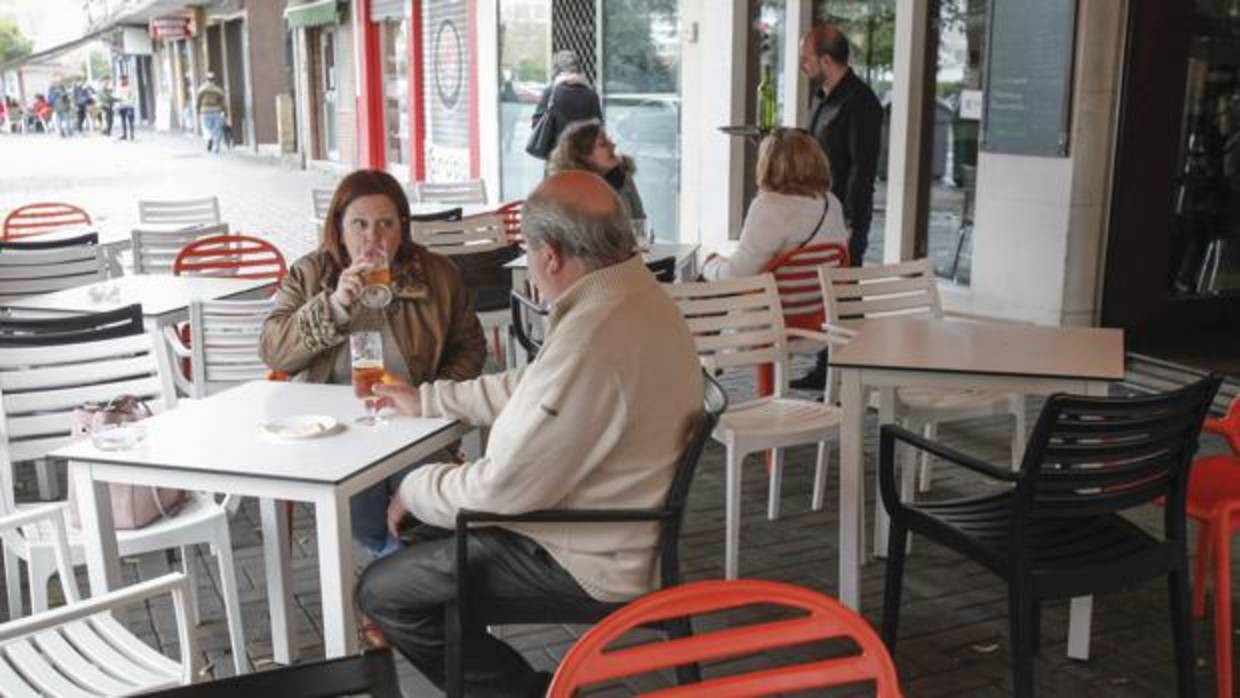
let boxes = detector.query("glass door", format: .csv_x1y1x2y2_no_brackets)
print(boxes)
601,0,682,241
498,0,552,202
381,18,410,176
321,29,339,161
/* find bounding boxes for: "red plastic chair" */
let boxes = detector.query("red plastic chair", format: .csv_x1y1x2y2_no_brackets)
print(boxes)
172,233,288,282
1176,395,1240,698
757,242,849,397
2,202,92,240
547,579,902,697
494,200,524,247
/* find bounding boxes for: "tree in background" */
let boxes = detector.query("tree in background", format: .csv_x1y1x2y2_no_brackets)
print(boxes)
0,15,33,66
603,0,677,94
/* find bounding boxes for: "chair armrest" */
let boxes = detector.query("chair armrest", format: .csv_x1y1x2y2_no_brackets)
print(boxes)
881,424,1017,482
0,503,68,535
456,507,672,528
161,325,192,358
0,572,190,642
786,327,851,347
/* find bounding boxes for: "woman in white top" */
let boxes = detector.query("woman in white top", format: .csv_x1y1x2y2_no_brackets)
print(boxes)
701,128,849,280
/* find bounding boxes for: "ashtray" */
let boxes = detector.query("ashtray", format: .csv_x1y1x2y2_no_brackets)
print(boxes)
90,423,148,451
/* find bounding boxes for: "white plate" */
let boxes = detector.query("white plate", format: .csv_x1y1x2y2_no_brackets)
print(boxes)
262,415,340,440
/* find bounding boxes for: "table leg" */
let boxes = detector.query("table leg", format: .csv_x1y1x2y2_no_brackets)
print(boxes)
260,498,297,665
315,490,358,658
70,462,121,595
873,387,896,560
839,368,864,610
1065,380,1109,661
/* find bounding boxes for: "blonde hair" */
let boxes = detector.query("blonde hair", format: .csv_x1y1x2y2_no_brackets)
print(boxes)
756,128,832,198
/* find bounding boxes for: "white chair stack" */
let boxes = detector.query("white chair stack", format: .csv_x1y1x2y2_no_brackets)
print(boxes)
131,222,229,276
666,274,846,579
0,239,108,304
137,197,222,229
410,179,488,206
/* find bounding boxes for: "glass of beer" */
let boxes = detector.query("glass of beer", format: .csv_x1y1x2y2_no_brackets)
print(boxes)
358,241,393,309
350,330,387,426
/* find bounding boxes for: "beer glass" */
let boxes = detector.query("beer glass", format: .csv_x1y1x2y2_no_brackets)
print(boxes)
350,330,387,426
358,240,393,309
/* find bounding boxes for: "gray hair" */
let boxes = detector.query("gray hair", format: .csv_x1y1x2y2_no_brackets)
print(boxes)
521,189,635,271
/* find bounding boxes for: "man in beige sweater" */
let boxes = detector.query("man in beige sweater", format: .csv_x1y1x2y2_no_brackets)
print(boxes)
358,171,703,697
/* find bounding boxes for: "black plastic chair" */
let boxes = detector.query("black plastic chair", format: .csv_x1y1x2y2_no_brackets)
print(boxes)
136,648,400,697
409,206,462,223
0,232,99,250
0,304,144,346
443,372,727,698
508,289,547,363
646,255,677,282
880,375,1222,698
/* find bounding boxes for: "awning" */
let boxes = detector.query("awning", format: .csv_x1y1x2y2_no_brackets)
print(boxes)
0,26,112,73
285,0,340,30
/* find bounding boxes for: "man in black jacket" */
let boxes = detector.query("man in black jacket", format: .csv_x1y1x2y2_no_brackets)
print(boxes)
794,24,883,391
527,50,601,160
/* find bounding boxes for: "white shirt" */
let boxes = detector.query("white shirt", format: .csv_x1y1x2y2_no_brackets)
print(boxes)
702,190,849,280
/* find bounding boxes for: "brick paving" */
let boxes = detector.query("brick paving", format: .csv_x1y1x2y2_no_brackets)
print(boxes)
0,127,1236,696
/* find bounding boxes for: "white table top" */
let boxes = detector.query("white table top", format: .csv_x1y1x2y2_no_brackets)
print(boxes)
505,243,699,270
52,381,460,485
4,274,275,319
409,202,494,218
830,317,1125,382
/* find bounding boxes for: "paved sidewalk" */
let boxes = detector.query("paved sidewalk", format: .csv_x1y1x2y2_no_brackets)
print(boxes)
0,127,337,261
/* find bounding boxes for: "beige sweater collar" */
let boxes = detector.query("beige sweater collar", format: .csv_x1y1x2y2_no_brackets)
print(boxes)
547,254,650,329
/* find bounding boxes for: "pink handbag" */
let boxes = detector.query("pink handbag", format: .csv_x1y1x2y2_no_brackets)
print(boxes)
67,396,188,529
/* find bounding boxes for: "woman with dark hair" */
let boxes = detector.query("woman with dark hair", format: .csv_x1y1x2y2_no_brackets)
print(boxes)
547,118,646,223
261,169,486,556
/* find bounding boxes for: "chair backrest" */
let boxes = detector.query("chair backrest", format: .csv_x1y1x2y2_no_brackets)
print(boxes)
1205,394,1240,455
136,648,401,698
665,274,789,378
0,232,99,251
0,312,176,512
2,202,92,240
0,304,144,346
646,256,677,283
1015,375,1221,537
766,242,848,326
310,188,334,226
411,179,487,205
509,290,548,362
820,257,942,327
132,223,229,275
494,200,523,245
172,234,288,282
409,206,463,223
410,213,509,255
138,196,222,228
0,239,107,303
186,298,277,399
547,579,903,697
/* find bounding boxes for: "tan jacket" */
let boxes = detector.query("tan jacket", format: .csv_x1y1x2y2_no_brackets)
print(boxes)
397,255,704,602
260,248,486,385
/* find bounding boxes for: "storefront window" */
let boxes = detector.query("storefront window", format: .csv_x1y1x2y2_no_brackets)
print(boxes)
1169,0,1240,296
380,18,410,174
497,0,551,201
602,0,681,240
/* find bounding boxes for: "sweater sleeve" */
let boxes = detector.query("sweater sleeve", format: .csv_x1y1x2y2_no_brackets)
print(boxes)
418,366,526,426
259,260,347,374
398,342,625,525
702,195,786,280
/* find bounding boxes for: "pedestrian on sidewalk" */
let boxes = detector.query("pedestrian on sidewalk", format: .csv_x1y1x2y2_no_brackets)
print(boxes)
115,76,135,141
72,80,93,134
526,50,601,161
51,83,73,138
97,79,116,136
195,72,227,153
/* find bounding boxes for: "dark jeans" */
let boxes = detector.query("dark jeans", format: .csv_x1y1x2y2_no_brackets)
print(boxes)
75,105,87,133
102,107,114,135
118,107,135,139
357,527,597,697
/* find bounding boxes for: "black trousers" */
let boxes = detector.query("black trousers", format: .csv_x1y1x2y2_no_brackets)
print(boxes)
102,107,114,135
356,526,597,697
118,107,135,139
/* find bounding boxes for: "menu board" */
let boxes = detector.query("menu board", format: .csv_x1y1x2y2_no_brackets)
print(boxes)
981,0,1078,157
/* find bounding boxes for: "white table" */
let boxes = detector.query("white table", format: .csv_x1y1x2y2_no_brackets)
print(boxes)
829,317,1125,659
52,381,471,662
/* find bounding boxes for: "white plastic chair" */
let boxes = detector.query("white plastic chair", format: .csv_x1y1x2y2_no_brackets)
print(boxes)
0,330,247,673
138,197,222,229
410,179,488,206
163,298,276,399
131,223,229,276
310,188,334,231
0,240,108,304
0,504,196,695
820,258,1028,554
665,274,846,579
412,213,512,366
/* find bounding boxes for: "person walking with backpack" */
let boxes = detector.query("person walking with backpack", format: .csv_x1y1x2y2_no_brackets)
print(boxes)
195,72,227,152
525,50,601,161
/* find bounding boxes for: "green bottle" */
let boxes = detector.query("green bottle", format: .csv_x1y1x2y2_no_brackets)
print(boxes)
757,63,777,132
